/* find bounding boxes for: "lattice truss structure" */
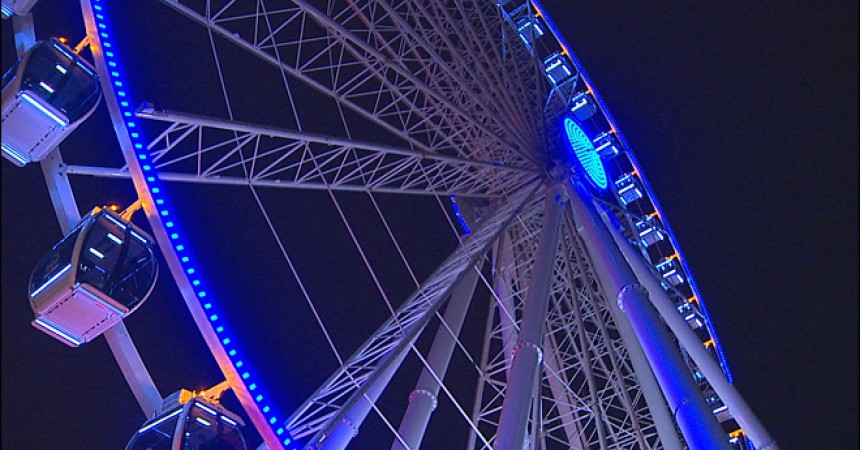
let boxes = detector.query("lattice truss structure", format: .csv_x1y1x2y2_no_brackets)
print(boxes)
159,0,544,165
45,0,749,447
69,0,548,198
471,194,661,449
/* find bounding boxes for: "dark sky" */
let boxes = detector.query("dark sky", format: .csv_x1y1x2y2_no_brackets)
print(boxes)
2,1,857,450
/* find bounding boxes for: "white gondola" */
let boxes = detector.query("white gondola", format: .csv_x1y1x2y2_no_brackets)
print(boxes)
543,52,574,86
655,258,685,287
592,131,620,159
1,38,101,166
126,388,247,450
614,173,645,206
28,207,157,347
570,91,597,121
635,216,666,247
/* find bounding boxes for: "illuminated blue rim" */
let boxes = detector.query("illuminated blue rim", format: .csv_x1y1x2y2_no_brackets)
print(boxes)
85,0,297,446
564,117,607,190
532,0,733,382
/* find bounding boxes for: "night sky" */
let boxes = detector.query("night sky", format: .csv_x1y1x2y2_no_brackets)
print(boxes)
2,1,857,450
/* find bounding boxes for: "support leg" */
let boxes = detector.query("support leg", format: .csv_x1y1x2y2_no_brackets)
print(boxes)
601,209,779,450
568,181,729,450
392,262,482,450
494,183,565,450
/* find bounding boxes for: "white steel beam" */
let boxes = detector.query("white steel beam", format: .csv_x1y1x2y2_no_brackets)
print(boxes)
568,181,727,450
392,258,483,450
286,182,541,447
64,108,538,198
494,183,565,450
601,209,779,450
566,184,683,450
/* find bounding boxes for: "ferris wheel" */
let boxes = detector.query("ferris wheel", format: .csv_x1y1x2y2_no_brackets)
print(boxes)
1,0,780,449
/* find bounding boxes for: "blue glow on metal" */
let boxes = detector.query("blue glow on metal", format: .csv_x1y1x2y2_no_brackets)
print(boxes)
2,142,30,165
531,0,733,382
30,264,72,298
221,415,239,427
195,417,212,427
51,41,75,60
89,247,106,259
39,81,55,94
564,117,607,189
130,229,147,243
33,317,83,346
194,402,219,416
103,212,127,229
107,232,123,244
449,195,472,235
55,64,68,74
88,1,297,446
138,408,182,433
20,92,67,126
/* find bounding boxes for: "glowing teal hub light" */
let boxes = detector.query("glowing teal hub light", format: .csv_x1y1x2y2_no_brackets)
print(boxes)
564,117,607,189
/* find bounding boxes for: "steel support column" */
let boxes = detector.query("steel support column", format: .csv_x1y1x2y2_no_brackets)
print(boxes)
392,262,482,450
566,191,682,450
321,349,411,449
601,210,779,450
494,183,565,450
568,181,729,450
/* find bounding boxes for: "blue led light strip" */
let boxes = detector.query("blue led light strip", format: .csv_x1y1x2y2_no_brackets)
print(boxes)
450,195,472,235
82,1,296,447
531,0,733,383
